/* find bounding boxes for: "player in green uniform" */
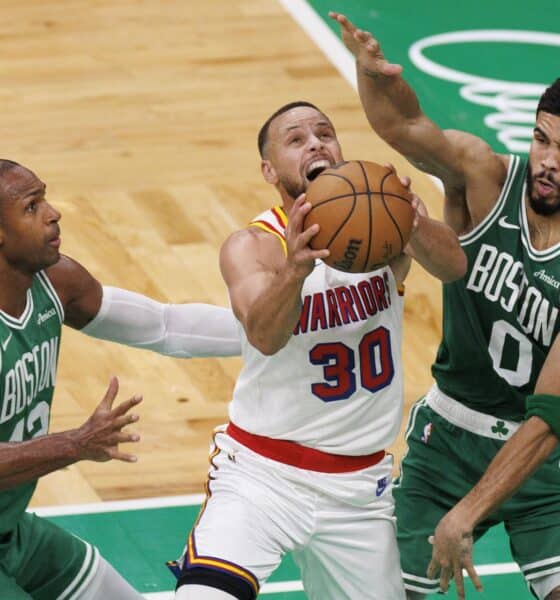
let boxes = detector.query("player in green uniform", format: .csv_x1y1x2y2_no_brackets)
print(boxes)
331,12,560,600
0,159,240,598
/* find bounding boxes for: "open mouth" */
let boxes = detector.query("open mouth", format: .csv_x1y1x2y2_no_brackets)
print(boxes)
305,159,330,182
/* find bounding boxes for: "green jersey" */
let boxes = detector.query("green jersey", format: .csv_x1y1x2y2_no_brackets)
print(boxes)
432,155,560,421
0,271,63,532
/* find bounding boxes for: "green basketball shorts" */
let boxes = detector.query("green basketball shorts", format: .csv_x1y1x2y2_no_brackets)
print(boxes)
0,511,97,599
394,385,560,595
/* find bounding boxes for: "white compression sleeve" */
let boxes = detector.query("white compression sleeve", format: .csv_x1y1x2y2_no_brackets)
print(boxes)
81,286,241,358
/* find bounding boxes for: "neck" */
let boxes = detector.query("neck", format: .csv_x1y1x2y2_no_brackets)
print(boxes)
525,196,560,251
0,265,34,318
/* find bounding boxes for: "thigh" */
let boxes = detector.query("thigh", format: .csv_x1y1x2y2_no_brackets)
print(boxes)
393,402,492,595
6,512,94,600
295,458,405,600
178,432,313,596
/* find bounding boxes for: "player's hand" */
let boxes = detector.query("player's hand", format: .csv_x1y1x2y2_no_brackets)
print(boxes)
409,194,429,235
383,163,426,234
71,377,142,463
329,12,402,76
285,194,329,279
427,510,482,599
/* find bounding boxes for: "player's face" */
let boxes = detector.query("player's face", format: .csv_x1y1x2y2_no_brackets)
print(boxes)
527,111,560,216
263,107,343,200
0,166,61,273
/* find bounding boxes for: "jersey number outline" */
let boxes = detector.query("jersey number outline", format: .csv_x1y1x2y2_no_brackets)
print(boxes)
488,319,533,387
309,327,394,402
9,401,50,442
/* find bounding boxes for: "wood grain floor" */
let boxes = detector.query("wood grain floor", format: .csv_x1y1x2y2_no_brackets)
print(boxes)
1,0,445,506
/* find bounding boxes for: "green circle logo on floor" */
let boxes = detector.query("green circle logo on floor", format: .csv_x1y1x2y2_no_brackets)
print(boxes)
409,30,560,153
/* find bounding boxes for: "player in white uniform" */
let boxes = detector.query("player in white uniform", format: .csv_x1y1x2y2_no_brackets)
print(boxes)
172,102,467,600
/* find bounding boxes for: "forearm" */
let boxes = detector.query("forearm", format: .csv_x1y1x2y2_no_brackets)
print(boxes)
244,267,304,355
357,67,455,178
407,216,467,282
357,67,422,144
0,432,80,491
81,287,241,357
449,418,557,527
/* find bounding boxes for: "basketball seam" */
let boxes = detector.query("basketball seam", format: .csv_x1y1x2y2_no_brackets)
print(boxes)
379,171,406,259
358,160,373,272
313,172,360,249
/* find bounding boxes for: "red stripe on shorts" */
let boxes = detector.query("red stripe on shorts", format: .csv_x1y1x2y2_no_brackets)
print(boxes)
226,422,385,473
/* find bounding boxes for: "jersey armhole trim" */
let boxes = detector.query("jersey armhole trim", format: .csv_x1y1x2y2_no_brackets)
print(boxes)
248,222,287,256
459,154,519,247
37,271,65,324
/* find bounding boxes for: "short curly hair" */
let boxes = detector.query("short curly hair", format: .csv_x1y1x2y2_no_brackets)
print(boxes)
537,78,560,117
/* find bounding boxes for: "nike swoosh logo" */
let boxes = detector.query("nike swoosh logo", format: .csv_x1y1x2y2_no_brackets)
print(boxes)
1,332,12,352
498,216,520,230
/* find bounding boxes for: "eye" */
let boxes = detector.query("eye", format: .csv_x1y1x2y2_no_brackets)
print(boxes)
289,136,302,145
25,201,37,213
534,131,547,144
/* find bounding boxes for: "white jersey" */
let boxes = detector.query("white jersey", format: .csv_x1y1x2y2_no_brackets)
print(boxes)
229,206,405,456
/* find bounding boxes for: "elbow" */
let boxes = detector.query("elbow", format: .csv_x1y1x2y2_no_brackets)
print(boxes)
245,312,289,356
247,334,285,356
245,325,287,356
441,249,468,283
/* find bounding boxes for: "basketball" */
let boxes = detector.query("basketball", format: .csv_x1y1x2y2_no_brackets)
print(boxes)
303,160,415,273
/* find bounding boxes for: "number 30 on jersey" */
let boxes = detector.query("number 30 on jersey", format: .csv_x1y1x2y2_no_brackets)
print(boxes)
309,327,394,401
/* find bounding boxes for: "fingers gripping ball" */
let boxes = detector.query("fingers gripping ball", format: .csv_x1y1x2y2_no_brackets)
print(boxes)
304,160,414,272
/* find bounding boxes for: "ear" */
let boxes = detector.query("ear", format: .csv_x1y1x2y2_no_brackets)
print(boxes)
261,159,278,185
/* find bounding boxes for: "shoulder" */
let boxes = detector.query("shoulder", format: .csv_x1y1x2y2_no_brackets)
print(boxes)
221,226,285,257
444,129,507,181
45,255,100,310
220,227,286,285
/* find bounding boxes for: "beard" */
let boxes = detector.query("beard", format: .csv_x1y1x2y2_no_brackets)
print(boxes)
526,165,560,216
279,175,306,201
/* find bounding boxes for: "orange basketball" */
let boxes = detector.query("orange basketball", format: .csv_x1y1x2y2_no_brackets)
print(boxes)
304,160,414,273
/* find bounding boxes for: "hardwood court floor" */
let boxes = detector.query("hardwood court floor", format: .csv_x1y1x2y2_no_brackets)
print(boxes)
1,0,445,507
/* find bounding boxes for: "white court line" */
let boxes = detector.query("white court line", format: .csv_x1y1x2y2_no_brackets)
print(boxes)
277,0,356,89
142,564,521,597
476,562,520,575
32,493,206,517
143,579,304,598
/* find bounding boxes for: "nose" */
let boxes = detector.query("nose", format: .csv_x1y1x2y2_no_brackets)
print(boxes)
45,202,61,223
542,148,560,172
307,133,324,152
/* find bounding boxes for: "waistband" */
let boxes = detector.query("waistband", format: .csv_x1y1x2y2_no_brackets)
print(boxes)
226,422,385,473
426,384,521,441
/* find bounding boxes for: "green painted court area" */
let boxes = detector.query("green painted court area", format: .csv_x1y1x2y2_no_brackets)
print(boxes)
41,498,532,599
308,0,559,154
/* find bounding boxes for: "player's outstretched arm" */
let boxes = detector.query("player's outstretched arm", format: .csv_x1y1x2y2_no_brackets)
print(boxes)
220,195,329,355
329,11,505,206
329,12,458,178
427,337,560,598
0,377,141,491
46,255,241,357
